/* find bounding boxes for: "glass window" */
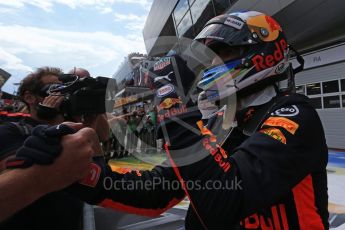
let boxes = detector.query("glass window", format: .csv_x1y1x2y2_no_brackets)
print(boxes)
296,85,306,95
309,97,322,109
174,0,190,26
323,96,341,109
172,12,178,30
190,0,211,25
191,0,215,35
213,0,231,15
342,95,345,108
322,80,339,94
177,11,193,38
306,83,321,95
341,79,345,92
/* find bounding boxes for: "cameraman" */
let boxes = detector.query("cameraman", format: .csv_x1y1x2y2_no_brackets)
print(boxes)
0,67,99,230
68,67,110,142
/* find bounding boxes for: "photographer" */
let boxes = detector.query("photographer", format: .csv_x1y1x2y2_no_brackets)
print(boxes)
0,67,101,230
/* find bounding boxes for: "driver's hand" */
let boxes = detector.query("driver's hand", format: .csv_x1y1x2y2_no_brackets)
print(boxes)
5,123,80,169
44,127,97,193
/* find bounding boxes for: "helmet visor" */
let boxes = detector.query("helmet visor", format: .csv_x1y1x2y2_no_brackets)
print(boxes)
197,59,241,91
194,23,256,47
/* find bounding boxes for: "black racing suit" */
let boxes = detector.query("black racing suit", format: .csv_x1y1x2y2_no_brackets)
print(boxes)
74,93,329,229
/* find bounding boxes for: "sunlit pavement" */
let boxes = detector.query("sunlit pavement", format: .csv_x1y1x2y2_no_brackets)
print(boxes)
108,155,192,211
328,150,345,229
96,156,186,230
106,150,345,229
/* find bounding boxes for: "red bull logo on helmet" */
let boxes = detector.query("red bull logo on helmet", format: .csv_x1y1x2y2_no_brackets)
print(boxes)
251,39,288,72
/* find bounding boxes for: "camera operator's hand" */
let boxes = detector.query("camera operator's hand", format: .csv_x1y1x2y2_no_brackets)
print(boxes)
41,95,64,109
37,94,64,123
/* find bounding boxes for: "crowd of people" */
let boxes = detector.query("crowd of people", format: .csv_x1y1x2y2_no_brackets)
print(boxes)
107,106,158,159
